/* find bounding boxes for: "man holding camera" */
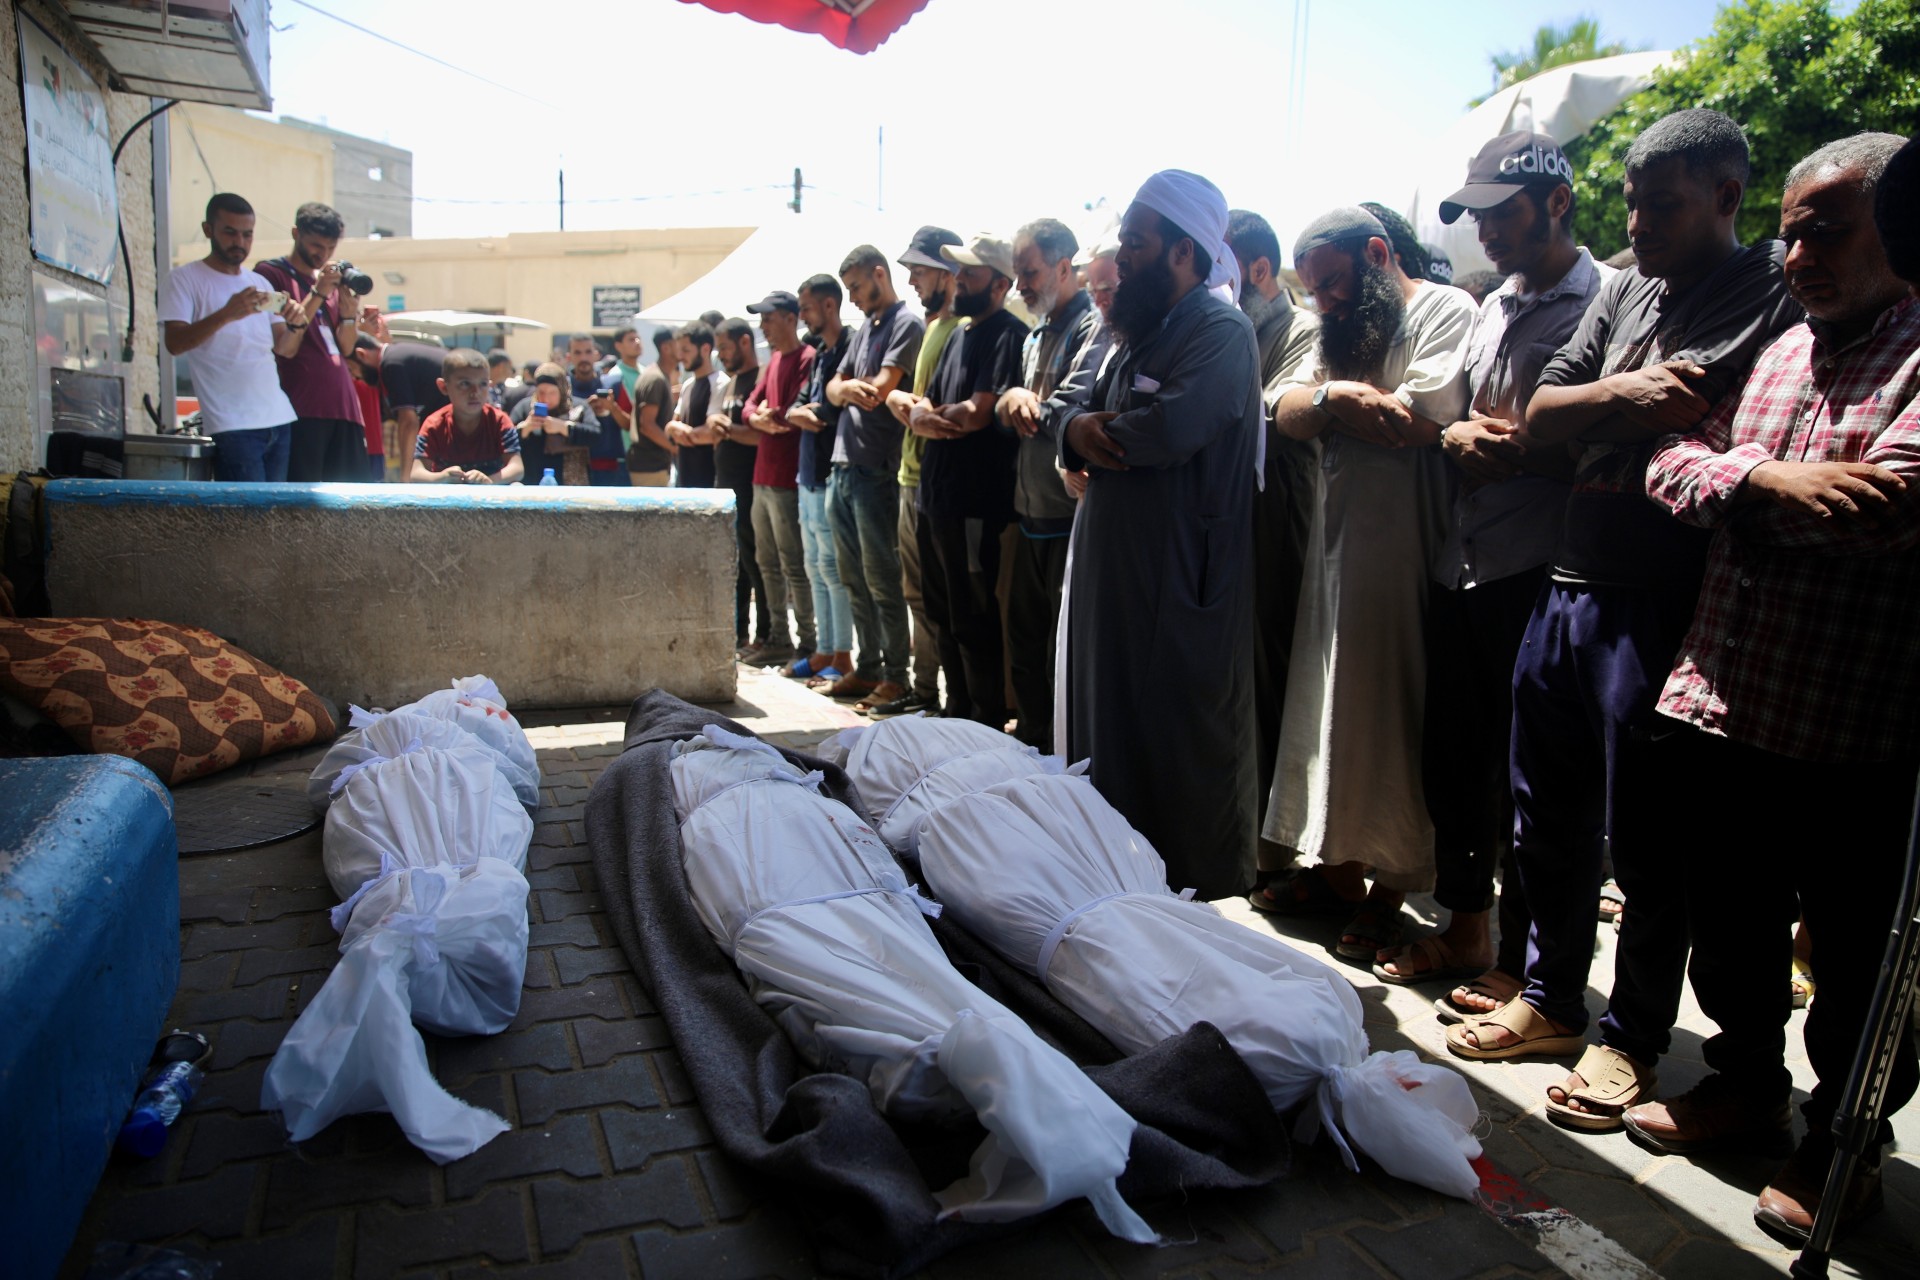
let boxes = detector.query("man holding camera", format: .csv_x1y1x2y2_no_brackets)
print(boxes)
256,201,375,482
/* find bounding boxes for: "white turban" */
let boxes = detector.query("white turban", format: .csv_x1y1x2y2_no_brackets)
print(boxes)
1130,169,1239,296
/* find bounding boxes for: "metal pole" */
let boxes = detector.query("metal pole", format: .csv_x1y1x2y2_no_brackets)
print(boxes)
558,167,566,232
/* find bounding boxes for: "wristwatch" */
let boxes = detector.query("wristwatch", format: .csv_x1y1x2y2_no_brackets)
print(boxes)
1311,384,1335,416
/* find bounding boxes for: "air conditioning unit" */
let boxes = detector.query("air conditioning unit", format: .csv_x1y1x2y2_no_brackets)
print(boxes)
60,1,270,109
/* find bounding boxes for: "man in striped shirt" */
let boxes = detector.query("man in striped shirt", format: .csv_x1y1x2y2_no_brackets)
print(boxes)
1628,132,1920,1244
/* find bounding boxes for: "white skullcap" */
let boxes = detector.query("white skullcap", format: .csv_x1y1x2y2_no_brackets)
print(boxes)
1130,170,1239,295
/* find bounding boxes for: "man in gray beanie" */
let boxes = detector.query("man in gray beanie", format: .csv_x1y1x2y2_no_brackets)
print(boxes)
1253,205,1479,966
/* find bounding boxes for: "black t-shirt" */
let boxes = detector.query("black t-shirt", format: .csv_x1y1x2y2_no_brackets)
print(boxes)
674,373,718,489
920,308,1028,521
714,367,760,489
379,341,450,420
1536,241,1802,590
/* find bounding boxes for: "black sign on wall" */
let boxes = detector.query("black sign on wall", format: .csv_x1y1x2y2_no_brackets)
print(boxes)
591,285,644,329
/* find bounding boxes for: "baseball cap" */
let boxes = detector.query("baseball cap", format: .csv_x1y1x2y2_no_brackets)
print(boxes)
745,290,800,315
1439,130,1575,224
940,232,1016,281
1423,244,1454,284
898,224,962,271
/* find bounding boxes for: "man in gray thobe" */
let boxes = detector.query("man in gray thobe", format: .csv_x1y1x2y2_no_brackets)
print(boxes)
1058,170,1263,900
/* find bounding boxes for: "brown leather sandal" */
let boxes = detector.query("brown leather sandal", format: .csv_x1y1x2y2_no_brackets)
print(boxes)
1546,1043,1657,1133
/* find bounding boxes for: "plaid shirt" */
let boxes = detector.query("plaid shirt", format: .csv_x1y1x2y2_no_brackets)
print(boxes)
1645,295,1920,762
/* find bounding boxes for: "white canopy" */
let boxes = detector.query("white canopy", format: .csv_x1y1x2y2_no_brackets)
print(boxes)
386,310,551,331
638,214,922,332
1405,51,1675,277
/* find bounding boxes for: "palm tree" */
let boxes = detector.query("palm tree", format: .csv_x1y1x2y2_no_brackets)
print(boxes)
1470,17,1635,107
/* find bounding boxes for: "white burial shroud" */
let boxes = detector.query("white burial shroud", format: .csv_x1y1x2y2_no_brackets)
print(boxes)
378,674,543,809
843,717,1484,1201
263,680,536,1164
306,707,528,815
670,727,1155,1241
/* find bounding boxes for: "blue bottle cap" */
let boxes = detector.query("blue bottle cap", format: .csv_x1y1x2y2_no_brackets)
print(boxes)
118,1109,168,1158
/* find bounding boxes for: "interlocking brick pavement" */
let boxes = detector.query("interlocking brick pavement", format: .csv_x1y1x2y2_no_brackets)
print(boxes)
52,667,1917,1278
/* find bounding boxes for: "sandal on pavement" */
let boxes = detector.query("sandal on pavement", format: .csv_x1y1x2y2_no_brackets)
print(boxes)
1446,999,1586,1061
1248,866,1362,919
827,673,878,701
1333,904,1405,961
1372,934,1483,986
1546,1044,1657,1133
1598,878,1626,924
1435,968,1522,1024
855,681,907,712
803,667,845,689
1791,956,1816,1010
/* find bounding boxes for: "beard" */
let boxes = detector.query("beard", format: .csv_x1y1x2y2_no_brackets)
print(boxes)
1239,283,1282,329
953,287,990,318
1110,249,1177,347
1317,257,1406,384
922,287,950,315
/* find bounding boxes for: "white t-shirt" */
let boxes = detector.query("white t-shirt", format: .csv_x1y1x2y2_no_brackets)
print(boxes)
159,260,298,434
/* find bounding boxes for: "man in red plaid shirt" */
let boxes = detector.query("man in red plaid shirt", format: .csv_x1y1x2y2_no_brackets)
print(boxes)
1628,132,1919,1244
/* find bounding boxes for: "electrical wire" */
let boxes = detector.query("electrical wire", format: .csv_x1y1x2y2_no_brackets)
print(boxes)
283,0,561,113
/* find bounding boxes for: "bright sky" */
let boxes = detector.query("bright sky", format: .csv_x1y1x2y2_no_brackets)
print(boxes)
264,0,1759,245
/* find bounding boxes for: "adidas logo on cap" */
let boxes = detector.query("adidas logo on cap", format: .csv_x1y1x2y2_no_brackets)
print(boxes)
1498,145,1574,183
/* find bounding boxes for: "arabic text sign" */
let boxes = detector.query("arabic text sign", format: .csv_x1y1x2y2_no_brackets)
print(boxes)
19,14,120,285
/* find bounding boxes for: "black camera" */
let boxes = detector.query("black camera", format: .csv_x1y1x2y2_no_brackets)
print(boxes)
334,261,374,296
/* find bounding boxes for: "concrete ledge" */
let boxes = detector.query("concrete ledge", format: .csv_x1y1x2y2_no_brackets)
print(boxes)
43,481,738,709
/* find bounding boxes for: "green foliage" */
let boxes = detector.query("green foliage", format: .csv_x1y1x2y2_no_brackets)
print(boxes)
1471,17,1632,108
1565,0,1920,257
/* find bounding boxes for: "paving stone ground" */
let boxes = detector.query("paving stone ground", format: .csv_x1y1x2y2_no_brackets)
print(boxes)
58,666,1920,1279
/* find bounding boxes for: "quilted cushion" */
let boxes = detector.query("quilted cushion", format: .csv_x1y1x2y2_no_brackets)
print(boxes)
0,618,336,784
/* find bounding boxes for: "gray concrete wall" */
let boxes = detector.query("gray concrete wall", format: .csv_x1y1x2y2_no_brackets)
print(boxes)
43,482,738,711
1,2,163,473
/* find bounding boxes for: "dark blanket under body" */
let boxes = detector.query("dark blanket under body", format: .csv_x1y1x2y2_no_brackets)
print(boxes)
585,690,1288,1278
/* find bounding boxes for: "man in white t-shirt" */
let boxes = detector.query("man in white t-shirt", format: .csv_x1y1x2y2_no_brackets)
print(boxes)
161,192,304,481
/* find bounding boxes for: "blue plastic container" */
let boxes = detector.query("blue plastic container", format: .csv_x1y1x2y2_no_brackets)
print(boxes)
0,756,180,1280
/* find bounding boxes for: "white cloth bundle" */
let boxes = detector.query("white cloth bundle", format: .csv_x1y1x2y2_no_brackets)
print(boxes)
831,715,1072,849
379,675,541,809
671,727,1154,1241
321,740,533,900
306,708,519,814
847,722,1483,1201
261,859,530,1162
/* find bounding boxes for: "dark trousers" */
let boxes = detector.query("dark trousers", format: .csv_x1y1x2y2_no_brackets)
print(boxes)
1253,435,1314,825
1510,581,1701,1067
919,511,1007,727
730,480,770,645
212,424,290,482
1006,531,1068,748
1426,569,1545,961
287,418,368,483
1674,728,1919,1146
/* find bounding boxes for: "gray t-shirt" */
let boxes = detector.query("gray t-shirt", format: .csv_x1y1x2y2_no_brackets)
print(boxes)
837,301,924,474
627,365,674,472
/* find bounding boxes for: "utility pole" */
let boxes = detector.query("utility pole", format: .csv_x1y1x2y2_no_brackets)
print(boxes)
558,167,566,231
789,167,802,214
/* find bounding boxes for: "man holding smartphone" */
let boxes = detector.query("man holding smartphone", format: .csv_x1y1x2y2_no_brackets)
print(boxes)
161,192,304,482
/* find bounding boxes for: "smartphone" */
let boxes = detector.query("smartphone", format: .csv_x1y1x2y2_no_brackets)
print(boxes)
257,290,289,314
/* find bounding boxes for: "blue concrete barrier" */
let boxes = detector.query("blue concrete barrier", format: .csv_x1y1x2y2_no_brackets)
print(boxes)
42,481,739,709
0,756,179,1280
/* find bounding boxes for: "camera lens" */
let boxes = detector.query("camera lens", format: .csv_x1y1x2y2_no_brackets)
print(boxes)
336,261,375,296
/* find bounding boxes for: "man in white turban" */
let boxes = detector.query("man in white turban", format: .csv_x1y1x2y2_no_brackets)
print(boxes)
1056,169,1263,900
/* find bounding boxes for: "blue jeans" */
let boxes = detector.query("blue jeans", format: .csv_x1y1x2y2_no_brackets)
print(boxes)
798,484,852,654
827,463,908,685
212,424,291,482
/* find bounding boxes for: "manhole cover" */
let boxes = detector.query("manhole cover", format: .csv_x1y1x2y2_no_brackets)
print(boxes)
173,771,319,855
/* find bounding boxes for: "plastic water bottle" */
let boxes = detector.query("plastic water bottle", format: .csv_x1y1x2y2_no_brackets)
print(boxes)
539,467,558,487
118,1060,204,1157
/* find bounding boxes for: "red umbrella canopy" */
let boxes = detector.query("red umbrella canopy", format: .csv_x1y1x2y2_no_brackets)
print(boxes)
678,0,932,54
